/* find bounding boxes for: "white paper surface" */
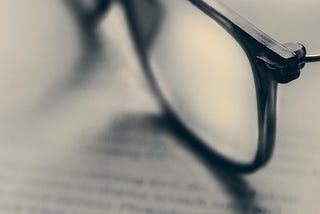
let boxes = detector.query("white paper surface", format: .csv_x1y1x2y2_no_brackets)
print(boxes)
0,1,320,214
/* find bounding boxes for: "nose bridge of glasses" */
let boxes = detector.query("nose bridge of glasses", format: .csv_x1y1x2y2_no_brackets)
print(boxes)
126,0,163,49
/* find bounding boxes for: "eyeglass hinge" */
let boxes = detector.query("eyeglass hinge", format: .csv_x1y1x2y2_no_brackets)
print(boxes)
256,42,306,84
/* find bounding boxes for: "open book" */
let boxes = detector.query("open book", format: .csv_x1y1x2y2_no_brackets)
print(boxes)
0,1,319,213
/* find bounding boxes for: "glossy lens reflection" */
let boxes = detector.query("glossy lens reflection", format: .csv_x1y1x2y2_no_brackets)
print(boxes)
131,0,259,164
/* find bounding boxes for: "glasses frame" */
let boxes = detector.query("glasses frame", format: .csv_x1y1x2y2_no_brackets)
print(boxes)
118,0,311,172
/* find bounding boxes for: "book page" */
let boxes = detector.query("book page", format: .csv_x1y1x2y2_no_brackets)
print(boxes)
0,1,319,214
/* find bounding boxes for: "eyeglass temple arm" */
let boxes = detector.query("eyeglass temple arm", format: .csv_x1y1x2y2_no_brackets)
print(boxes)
303,54,320,63
285,43,320,64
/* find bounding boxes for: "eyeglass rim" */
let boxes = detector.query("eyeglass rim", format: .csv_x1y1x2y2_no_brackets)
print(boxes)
121,0,286,173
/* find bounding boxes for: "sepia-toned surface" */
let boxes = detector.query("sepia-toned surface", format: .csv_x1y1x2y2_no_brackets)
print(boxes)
0,1,319,213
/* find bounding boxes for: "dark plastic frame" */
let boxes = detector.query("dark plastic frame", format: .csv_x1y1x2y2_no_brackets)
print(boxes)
119,0,310,172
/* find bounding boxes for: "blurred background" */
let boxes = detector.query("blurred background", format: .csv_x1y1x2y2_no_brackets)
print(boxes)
0,0,319,213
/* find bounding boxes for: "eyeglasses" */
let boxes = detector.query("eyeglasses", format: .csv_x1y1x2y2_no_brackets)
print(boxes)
91,0,320,173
